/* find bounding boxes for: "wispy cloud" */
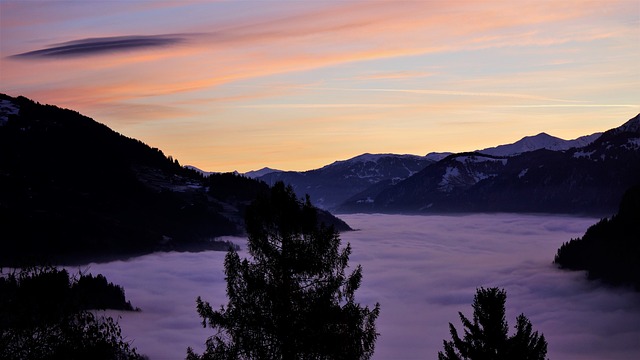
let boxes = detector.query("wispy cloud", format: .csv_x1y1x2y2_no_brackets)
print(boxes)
236,103,409,109
296,86,583,103
11,34,188,58
498,104,640,108
350,71,436,81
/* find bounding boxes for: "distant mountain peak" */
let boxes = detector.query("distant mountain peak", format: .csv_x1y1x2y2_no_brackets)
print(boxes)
479,131,601,157
350,153,383,162
531,132,552,137
244,167,282,179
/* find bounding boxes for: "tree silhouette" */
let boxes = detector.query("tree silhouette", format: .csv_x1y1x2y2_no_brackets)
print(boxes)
188,182,380,360
0,267,144,360
438,287,547,360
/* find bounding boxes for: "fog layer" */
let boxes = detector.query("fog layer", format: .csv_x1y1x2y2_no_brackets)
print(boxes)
83,214,640,359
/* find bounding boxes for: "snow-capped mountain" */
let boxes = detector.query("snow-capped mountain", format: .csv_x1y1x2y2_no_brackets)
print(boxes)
256,115,638,214
339,114,640,215
478,132,601,156
258,153,436,210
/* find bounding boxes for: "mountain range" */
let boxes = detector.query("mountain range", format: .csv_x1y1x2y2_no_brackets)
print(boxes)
256,115,640,216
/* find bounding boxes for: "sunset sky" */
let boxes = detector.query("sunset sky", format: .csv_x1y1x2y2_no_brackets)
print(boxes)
1,0,639,172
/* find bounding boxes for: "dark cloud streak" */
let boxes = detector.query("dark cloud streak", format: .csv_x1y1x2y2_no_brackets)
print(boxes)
12,35,187,58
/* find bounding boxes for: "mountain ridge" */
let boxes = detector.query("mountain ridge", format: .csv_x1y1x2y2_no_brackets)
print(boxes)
253,120,628,212
258,152,436,210
245,130,603,175
478,132,602,157
244,167,283,179
338,113,640,215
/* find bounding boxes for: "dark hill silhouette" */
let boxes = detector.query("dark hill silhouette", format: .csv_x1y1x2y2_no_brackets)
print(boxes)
0,94,350,266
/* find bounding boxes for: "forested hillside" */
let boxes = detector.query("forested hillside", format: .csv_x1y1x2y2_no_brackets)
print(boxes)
555,185,640,290
0,94,350,266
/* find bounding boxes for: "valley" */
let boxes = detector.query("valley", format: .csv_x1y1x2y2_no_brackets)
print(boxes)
83,213,640,360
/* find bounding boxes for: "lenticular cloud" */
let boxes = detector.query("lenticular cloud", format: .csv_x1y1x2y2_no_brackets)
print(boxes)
83,214,640,360
12,35,186,58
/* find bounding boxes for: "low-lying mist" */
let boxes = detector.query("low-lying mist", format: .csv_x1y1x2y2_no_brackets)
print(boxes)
82,214,640,359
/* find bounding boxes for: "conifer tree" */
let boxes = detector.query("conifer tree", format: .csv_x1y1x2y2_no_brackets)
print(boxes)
438,287,547,360
188,182,380,360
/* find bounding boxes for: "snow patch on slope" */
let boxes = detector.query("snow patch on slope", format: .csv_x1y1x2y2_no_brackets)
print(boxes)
623,138,640,150
573,150,596,159
0,99,20,125
454,155,507,165
518,168,528,178
438,167,461,192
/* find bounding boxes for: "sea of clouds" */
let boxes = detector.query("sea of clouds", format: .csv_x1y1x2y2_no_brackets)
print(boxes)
81,214,640,360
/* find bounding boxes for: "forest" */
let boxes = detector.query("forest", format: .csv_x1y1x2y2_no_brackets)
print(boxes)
555,185,640,290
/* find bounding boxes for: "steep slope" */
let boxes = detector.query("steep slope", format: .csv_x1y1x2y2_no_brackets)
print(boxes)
340,114,640,215
0,94,237,265
258,153,435,210
0,94,350,265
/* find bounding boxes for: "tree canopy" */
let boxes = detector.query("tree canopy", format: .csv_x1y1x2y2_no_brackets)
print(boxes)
188,182,380,360
438,287,547,360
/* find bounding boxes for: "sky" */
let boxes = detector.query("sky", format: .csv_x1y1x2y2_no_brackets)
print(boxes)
1,0,639,172
83,213,640,360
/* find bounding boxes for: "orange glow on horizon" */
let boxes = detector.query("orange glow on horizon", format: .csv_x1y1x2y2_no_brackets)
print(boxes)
1,0,638,172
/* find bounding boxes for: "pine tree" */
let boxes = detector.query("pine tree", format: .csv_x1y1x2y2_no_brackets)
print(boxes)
438,287,547,360
188,182,380,360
